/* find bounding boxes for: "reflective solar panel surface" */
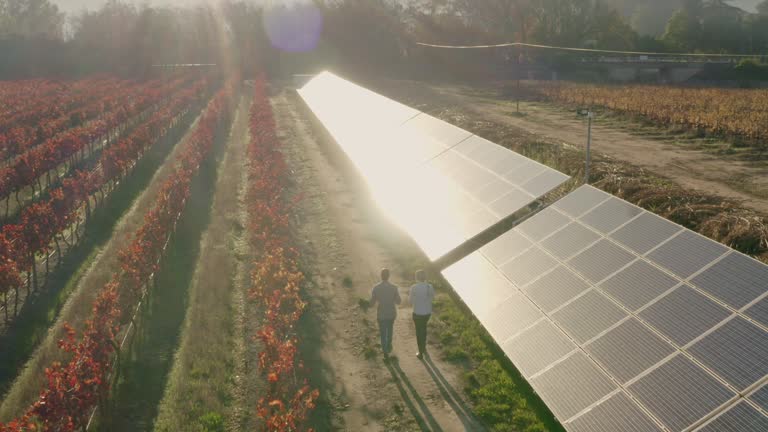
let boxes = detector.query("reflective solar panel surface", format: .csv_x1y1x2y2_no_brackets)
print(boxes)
299,72,570,260
695,401,768,432
443,185,768,431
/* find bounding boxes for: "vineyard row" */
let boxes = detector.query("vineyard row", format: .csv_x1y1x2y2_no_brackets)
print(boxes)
528,82,768,142
247,78,318,431
0,77,208,323
0,80,235,432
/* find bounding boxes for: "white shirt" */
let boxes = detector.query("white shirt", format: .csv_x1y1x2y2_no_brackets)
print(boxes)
409,282,434,315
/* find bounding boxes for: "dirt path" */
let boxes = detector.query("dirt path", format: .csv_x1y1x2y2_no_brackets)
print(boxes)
152,91,253,432
0,107,205,421
273,89,485,432
423,83,768,214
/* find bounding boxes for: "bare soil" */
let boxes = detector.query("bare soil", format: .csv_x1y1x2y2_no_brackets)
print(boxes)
382,81,768,214
272,88,485,432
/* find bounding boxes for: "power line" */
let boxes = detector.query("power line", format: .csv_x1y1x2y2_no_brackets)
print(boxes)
415,41,766,58
151,64,217,67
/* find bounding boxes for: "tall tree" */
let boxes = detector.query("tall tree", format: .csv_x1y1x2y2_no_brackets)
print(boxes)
0,0,64,39
528,0,636,49
630,0,679,36
530,0,595,46
757,0,768,14
451,0,535,41
590,2,638,49
662,9,701,51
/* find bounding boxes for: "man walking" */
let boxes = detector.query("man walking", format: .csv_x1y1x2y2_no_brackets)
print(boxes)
370,268,401,357
409,269,434,360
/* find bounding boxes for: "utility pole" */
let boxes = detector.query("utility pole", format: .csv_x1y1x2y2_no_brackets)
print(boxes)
585,111,594,184
515,45,521,113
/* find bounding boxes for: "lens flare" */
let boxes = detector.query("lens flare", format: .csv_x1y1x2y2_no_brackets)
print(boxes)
262,3,323,52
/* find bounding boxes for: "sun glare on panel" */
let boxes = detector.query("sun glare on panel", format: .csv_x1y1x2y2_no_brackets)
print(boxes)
299,72,486,260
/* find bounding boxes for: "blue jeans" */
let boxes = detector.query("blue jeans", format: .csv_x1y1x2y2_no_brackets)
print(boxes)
378,319,394,353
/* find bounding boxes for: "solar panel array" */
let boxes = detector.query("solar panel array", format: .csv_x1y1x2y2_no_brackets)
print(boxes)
443,185,768,432
298,72,570,260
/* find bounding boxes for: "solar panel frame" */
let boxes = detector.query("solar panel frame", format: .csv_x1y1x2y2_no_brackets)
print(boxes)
647,230,729,279
481,292,543,343
299,72,570,262
475,178,516,204
307,76,768,432
442,252,517,318
488,189,537,218
745,296,768,328
550,290,628,344
599,260,681,312
585,318,676,384
566,239,637,284
442,183,768,432
610,212,683,255
690,252,768,310
499,246,559,287
523,265,592,312
540,222,602,261
639,285,732,347
521,170,571,197
516,207,572,241
694,401,768,432
399,113,473,147
748,383,768,412
627,354,736,432
552,185,612,218
486,151,531,177
502,161,548,185
579,198,645,234
565,392,664,432
480,229,533,265
688,317,768,391
529,352,618,421
502,319,577,378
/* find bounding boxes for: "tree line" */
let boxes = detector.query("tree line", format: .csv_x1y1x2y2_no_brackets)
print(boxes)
0,0,269,78
0,0,767,79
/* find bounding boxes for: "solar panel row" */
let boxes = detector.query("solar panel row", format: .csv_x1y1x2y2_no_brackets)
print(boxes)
297,73,768,431
298,72,570,260
443,185,768,432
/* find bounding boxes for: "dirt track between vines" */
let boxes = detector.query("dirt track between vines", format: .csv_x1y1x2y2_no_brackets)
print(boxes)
272,88,485,432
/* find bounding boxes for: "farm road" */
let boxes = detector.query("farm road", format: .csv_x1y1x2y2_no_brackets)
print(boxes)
272,89,485,432
381,81,768,214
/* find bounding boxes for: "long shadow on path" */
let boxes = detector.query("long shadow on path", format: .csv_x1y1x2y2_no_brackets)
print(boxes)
423,356,485,430
385,358,444,432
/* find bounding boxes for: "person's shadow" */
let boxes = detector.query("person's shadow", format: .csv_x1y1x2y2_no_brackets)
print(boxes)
423,356,485,430
384,356,485,431
384,357,445,432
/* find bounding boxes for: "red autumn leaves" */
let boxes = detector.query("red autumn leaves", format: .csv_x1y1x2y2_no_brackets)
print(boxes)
1,74,319,432
0,81,235,432
248,77,318,431
0,76,196,205
0,77,208,320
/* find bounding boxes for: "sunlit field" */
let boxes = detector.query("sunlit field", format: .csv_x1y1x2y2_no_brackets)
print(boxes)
1,0,768,431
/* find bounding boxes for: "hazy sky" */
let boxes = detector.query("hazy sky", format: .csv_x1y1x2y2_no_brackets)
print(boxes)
53,0,266,14
736,0,761,12
53,0,761,15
